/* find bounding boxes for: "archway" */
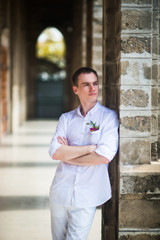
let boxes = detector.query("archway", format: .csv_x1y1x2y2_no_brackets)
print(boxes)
35,27,66,118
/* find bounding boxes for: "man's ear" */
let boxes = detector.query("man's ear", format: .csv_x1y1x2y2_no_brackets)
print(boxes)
72,86,78,95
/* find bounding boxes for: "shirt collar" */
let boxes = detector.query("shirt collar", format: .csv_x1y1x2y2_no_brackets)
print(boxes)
77,101,100,117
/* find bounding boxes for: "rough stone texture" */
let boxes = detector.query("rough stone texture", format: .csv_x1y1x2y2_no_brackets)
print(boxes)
121,116,150,132
121,59,152,85
121,89,149,107
120,175,160,194
158,137,160,159
119,198,160,228
119,1,160,240
151,113,158,136
143,63,152,79
121,37,151,54
152,63,159,80
121,61,129,75
152,36,159,58
151,141,158,162
119,233,160,240
122,9,151,31
120,139,150,164
122,0,151,5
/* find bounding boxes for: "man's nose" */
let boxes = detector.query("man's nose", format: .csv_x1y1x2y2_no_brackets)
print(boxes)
90,84,95,90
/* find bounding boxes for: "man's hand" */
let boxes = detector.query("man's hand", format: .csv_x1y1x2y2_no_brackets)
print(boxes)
57,136,68,145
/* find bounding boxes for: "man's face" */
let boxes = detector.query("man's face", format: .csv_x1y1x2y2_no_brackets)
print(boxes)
72,72,99,104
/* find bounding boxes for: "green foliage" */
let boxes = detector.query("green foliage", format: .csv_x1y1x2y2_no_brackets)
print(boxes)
36,28,66,68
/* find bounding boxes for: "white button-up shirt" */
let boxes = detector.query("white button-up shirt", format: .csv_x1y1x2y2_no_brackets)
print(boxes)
49,101,119,207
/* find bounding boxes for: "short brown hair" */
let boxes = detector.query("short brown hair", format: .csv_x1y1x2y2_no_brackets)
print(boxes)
72,67,98,86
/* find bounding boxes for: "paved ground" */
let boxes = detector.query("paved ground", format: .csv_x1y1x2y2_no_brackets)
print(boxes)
0,120,101,240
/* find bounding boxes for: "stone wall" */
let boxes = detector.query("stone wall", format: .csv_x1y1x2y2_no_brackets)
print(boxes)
119,0,160,239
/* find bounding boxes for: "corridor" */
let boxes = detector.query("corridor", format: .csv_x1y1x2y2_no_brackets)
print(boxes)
0,120,101,240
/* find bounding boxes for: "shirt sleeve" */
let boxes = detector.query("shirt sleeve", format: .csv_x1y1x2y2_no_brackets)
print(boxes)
48,114,67,159
95,111,119,162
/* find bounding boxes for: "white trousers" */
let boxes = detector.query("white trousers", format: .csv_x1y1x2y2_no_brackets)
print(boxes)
49,201,96,240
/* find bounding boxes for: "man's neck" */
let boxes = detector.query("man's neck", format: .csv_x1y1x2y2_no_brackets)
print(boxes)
80,101,97,117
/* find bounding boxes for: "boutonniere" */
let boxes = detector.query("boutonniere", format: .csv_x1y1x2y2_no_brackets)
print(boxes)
87,121,100,132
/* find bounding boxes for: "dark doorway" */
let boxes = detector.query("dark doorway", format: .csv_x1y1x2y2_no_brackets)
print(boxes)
35,27,66,118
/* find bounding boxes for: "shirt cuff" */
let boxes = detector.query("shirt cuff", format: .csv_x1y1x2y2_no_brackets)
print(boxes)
95,147,115,162
48,142,61,159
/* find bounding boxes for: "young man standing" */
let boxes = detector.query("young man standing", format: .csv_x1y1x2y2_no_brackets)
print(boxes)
49,67,119,240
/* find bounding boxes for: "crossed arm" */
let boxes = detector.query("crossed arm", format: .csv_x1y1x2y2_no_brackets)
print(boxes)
52,136,109,166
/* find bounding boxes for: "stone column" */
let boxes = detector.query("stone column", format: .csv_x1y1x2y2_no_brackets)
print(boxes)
119,0,160,239
102,0,121,239
151,0,159,162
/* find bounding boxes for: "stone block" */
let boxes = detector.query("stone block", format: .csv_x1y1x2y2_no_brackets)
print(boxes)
120,138,151,164
152,10,159,34
152,36,159,60
151,112,158,136
158,137,160,159
152,88,158,107
120,174,160,194
120,86,150,110
122,0,152,5
121,116,150,131
119,197,160,228
153,0,160,8
122,9,151,32
121,36,151,56
119,232,160,240
151,139,158,162
120,111,151,137
120,59,152,85
152,62,159,82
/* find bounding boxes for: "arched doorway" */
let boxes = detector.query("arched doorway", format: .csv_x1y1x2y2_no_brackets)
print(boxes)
35,27,66,118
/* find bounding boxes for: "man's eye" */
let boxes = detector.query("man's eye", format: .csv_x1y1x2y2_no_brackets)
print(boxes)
94,82,98,85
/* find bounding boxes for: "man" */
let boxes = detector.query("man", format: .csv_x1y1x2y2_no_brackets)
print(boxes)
49,67,119,240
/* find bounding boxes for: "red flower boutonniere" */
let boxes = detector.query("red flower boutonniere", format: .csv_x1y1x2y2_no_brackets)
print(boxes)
87,121,100,132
